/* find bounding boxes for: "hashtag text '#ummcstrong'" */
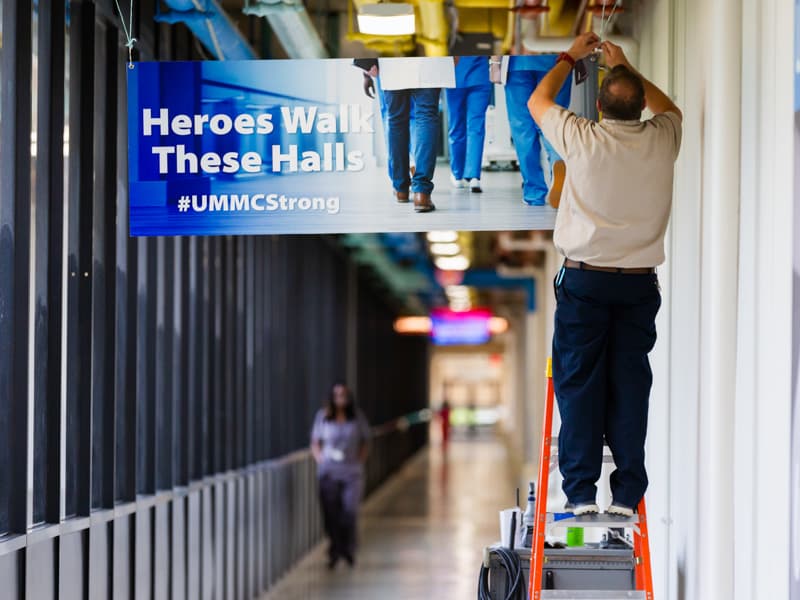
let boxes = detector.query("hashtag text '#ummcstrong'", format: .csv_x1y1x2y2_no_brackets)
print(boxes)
176,193,341,215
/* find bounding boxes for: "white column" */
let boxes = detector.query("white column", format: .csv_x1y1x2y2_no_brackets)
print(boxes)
696,0,742,598
735,0,794,598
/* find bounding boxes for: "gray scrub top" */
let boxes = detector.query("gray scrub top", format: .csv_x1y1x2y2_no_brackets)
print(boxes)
311,409,371,478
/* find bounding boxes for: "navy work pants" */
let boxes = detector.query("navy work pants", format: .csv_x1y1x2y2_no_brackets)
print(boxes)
318,471,363,560
552,266,661,508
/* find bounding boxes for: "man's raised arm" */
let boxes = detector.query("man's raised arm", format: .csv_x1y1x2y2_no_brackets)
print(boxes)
602,41,683,120
528,32,601,125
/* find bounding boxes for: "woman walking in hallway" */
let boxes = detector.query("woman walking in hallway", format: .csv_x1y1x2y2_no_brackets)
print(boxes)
311,382,371,569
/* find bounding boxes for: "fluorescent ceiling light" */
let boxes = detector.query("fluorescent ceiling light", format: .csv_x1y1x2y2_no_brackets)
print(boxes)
445,285,470,298
430,242,461,256
427,230,458,243
435,255,470,271
357,3,415,36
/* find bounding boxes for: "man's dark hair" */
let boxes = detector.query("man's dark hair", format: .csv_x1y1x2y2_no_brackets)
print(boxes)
598,65,646,121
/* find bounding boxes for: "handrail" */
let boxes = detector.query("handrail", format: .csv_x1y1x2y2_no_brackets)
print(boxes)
370,408,434,437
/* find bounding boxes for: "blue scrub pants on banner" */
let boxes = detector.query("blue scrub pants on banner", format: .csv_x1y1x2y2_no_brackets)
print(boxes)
552,267,661,509
445,84,492,181
505,70,571,205
384,88,441,195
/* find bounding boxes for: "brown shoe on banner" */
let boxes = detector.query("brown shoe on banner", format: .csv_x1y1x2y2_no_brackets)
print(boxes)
549,160,566,209
413,192,435,213
394,190,410,203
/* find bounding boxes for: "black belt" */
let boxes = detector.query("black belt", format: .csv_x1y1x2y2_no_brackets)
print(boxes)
564,259,656,275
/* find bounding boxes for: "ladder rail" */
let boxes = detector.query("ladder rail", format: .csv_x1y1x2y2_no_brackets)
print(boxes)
529,359,555,600
633,498,654,600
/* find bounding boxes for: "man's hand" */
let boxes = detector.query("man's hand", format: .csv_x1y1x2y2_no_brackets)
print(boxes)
601,41,631,69
567,32,601,61
528,34,599,124
363,72,376,99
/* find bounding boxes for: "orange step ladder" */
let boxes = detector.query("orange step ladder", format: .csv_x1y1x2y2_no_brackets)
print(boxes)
528,359,655,600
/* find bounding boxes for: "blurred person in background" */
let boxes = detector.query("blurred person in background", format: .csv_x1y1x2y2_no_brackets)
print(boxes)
311,382,371,568
438,399,452,449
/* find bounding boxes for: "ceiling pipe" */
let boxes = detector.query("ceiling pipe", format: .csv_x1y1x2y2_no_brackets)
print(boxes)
156,0,256,60
571,0,591,35
243,0,329,58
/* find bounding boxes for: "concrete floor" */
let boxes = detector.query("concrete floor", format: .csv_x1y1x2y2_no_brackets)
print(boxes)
263,435,518,600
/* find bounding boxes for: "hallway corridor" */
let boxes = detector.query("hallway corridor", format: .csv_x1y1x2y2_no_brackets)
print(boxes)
263,436,518,600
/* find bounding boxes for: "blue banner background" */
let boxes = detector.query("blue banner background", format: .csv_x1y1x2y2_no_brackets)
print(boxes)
127,58,559,236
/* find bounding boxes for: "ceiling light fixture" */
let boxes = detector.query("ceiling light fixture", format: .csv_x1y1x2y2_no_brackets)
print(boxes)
393,316,432,334
449,300,473,312
427,230,459,243
430,242,461,256
488,317,509,335
357,3,416,36
435,255,470,271
445,285,471,298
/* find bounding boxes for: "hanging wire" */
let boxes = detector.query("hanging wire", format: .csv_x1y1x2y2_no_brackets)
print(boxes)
601,0,606,37
114,0,137,68
590,0,619,63
600,0,619,40
605,0,619,36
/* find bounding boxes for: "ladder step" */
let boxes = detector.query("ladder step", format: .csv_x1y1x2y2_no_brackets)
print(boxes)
539,591,646,599
547,513,640,528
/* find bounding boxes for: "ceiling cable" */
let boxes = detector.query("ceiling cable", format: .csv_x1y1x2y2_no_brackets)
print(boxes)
600,1,619,40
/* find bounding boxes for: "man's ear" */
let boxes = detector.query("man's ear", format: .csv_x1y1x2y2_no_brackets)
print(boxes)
596,99,602,114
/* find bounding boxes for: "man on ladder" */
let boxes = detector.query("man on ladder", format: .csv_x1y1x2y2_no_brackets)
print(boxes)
527,34,683,517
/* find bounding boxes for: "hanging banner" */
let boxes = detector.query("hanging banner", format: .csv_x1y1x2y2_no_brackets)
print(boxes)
127,56,579,236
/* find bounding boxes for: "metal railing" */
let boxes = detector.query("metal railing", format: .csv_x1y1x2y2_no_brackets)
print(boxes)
0,412,428,598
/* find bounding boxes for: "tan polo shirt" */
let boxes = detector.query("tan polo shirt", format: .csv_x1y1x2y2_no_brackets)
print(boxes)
540,106,682,268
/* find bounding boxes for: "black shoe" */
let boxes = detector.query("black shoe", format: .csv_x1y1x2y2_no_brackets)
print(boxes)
343,553,355,567
327,554,339,570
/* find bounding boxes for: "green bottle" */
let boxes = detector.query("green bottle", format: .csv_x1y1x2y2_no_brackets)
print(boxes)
566,527,584,547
